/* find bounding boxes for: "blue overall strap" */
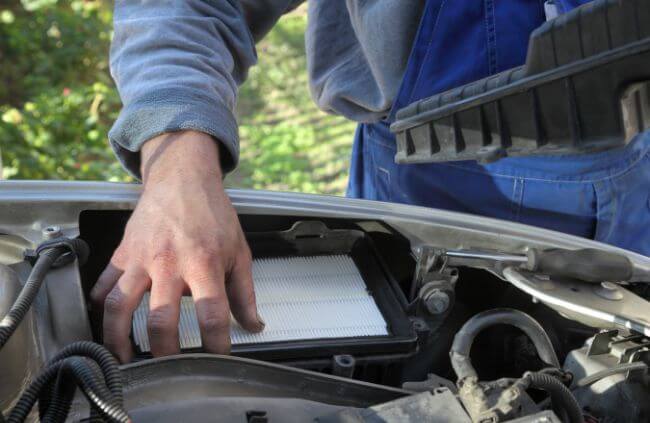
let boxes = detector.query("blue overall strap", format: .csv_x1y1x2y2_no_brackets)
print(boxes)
391,0,547,118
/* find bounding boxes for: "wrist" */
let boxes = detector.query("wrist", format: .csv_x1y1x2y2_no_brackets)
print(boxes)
140,131,223,186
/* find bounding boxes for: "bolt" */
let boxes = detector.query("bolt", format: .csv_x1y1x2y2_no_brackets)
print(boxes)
601,281,617,291
42,225,62,240
412,319,427,331
594,281,624,301
424,289,450,315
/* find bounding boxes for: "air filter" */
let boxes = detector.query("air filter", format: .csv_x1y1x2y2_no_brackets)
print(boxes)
129,221,417,361
132,255,389,352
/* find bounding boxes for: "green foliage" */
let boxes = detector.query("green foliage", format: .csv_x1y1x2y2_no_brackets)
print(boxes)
0,0,113,106
0,2,354,194
0,0,124,181
232,10,355,194
1,82,125,180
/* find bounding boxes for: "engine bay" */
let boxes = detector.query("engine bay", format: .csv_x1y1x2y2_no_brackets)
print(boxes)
1,185,649,422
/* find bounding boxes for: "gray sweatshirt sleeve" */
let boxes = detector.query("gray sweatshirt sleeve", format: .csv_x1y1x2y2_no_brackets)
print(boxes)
109,0,301,178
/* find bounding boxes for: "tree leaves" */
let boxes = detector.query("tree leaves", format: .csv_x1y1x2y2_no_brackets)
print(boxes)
1,3,354,194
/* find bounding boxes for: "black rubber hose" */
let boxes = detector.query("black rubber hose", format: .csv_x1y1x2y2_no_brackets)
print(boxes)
573,362,648,389
0,238,89,349
43,357,128,423
40,368,77,423
8,357,130,423
38,354,112,423
450,308,560,381
0,247,65,348
8,360,64,423
8,342,126,423
524,372,584,423
48,341,124,406
40,342,123,423
74,357,128,423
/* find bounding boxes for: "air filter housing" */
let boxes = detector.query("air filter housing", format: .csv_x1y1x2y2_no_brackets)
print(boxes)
131,221,416,361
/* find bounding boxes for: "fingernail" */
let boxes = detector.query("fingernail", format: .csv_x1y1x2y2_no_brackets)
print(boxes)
257,312,266,328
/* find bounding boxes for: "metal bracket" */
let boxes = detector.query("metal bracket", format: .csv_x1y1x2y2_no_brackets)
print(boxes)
410,246,459,302
503,267,650,337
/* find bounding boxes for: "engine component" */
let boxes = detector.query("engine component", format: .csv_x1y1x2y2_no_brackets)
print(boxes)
0,238,88,348
0,264,31,415
453,376,542,423
67,354,410,423
6,341,129,423
0,237,92,418
418,280,454,316
448,309,584,423
443,248,639,283
511,372,583,423
564,330,650,423
450,308,560,382
317,389,472,423
332,354,356,378
133,255,388,350
402,373,456,393
320,391,567,422
409,246,458,339
0,253,93,415
3,214,644,422
130,221,417,362
0,238,125,423
502,267,650,336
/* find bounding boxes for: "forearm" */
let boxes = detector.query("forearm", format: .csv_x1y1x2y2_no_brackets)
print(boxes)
140,131,223,186
109,0,255,178
109,0,303,179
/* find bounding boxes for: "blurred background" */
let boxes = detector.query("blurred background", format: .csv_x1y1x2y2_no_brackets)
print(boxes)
0,1,355,194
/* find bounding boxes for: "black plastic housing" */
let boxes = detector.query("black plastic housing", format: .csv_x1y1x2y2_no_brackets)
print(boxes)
234,221,418,361
391,0,650,164
130,221,418,363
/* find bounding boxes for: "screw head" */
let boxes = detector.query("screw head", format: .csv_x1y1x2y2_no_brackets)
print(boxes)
42,225,62,239
424,289,450,314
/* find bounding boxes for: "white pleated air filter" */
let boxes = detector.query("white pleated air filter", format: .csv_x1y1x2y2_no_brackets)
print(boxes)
132,255,389,352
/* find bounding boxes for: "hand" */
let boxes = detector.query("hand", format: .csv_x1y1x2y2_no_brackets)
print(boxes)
90,131,264,363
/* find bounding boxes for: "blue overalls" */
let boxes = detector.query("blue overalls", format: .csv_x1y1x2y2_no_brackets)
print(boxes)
347,0,650,256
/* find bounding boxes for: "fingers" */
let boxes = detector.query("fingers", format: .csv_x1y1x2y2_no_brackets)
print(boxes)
147,272,184,357
98,232,259,360
91,262,124,309
189,259,232,354
227,250,264,333
103,268,150,363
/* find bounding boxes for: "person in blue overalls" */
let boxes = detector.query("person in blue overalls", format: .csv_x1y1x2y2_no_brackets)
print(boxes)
349,0,650,257
97,0,649,361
